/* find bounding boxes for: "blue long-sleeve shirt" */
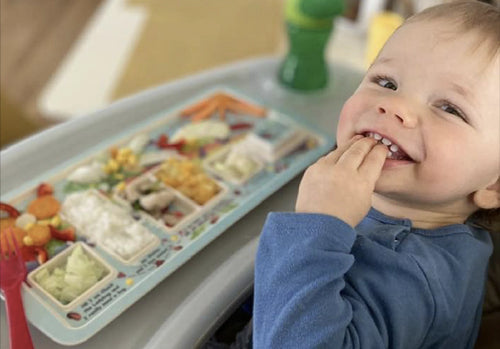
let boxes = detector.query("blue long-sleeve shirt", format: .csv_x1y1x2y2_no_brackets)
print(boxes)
253,209,493,348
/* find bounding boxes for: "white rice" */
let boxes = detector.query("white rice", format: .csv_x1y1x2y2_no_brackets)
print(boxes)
61,191,155,261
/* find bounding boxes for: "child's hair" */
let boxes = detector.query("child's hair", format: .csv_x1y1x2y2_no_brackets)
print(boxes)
406,1,500,233
405,1,500,60
470,209,500,233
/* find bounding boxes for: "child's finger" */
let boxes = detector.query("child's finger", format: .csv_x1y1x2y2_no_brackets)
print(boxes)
336,137,378,169
323,135,364,164
359,144,387,182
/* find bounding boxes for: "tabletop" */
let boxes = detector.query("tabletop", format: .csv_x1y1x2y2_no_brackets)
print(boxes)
0,56,363,349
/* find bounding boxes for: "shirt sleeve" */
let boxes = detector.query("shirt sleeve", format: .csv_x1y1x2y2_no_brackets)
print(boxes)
252,212,436,349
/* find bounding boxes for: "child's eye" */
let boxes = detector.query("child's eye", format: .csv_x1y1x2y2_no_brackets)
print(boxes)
372,76,397,90
438,102,467,121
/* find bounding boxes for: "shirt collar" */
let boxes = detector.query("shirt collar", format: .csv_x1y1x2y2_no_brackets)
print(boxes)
365,207,476,236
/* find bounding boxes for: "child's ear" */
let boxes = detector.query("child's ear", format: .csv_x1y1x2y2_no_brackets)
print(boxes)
473,178,500,210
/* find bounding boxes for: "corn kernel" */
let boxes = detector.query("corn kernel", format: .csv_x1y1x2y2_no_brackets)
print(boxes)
127,154,137,166
23,236,34,246
24,222,35,231
103,164,112,174
108,159,120,172
125,278,134,286
117,147,131,156
50,215,61,227
116,156,126,165
170,235,179,242
116,182,126,192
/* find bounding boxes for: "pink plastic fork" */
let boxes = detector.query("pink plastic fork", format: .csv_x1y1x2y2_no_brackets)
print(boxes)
0,229,34,349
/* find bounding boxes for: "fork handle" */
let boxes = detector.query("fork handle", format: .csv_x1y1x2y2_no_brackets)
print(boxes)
4,287,34,349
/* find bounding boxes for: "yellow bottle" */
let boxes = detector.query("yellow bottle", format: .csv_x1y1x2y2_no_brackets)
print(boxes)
366,12,404,67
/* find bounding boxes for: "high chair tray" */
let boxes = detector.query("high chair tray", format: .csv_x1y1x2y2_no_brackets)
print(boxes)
0,86,335,345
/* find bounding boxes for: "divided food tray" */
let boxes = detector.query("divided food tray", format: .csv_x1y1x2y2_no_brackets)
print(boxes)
0,87,334,345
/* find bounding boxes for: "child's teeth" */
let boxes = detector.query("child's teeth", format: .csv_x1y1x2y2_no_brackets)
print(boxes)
373,133,382,140
381,137,392,146
389,144,399,152
387,151,392,158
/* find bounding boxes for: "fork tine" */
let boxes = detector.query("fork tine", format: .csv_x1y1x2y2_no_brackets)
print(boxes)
0,231,8,261
9,228,21,256
4,228,17,259
5,228,13,258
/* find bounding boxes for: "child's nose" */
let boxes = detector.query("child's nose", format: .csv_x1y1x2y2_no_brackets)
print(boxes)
377,99,418,128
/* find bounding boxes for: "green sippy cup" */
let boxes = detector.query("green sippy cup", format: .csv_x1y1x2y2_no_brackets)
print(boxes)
279,0,345,91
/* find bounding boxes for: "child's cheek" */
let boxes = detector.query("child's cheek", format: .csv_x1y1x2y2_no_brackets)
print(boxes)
336,96,359,146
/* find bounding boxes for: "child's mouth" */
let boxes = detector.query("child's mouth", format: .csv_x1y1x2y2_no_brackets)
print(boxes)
363,132,413,161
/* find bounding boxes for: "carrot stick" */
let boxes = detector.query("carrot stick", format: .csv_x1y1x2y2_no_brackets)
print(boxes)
215,93,240,103
217,104,226,120
218,93,258,107
180,97,211,117
192,101,218,122
227,100,267,117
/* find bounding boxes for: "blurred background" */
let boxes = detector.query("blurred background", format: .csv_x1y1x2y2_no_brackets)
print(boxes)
1,0,496,148
1,0,284,147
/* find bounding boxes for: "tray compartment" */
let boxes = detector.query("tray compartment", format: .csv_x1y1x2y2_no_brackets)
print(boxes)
114,171,198,232
59,190,159,264
27,242,117,311
153,157,227,208
203,145,263,185
239,112,309,163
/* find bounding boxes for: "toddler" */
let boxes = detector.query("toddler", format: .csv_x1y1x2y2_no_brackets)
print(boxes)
253,1,500,348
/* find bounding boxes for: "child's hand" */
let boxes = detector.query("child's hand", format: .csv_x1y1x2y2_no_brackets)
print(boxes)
295,136,388,227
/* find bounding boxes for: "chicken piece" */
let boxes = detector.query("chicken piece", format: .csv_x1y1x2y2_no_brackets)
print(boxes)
139,190,175,211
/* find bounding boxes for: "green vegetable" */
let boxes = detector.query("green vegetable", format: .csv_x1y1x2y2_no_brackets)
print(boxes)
45,239,67,258
34,245,108,305
63,181,95,193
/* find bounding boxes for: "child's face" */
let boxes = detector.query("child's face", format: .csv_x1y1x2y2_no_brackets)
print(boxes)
336,19,500,216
